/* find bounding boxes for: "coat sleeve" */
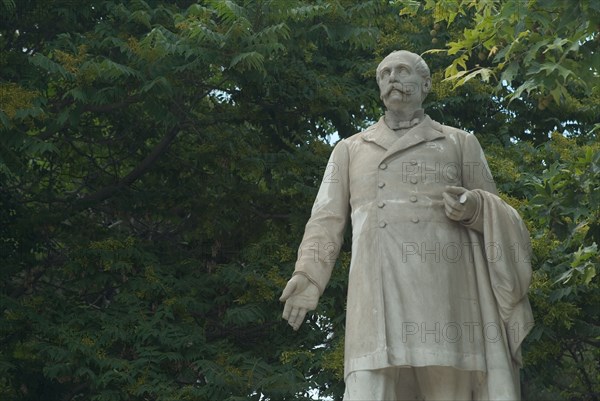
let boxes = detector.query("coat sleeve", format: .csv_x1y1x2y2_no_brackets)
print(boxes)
459,132,497,232
460,132,497,194
292,140,350,295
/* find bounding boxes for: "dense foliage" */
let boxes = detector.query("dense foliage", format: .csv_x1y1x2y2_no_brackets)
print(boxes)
0,1,598,400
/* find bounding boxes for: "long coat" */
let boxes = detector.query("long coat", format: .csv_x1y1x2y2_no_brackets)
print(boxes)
293,116,534,399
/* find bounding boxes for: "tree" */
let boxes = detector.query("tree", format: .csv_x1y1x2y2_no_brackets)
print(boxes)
396,0,600,144
0,1,384,399
1,1,598,400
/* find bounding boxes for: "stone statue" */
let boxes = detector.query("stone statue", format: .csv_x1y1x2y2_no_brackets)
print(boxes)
280,50,534,400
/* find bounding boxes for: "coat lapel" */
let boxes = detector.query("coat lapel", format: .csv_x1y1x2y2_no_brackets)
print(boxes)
362,116,445,162
361,117,398,151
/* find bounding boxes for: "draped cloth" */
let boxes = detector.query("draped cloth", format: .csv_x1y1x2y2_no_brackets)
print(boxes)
468,189,534,399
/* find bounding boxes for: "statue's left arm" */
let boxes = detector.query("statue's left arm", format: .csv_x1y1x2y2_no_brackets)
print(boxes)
447,131,534,364
443,132,498,232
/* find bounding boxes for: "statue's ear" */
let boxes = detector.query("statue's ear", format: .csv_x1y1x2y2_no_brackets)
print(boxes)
422,77,432,94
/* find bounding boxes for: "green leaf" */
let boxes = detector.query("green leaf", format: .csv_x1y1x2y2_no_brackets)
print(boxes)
582,265,596,285
229,51,265,72
500,61,518,84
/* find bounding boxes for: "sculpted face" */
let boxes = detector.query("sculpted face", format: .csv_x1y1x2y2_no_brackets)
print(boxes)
377,51,431,112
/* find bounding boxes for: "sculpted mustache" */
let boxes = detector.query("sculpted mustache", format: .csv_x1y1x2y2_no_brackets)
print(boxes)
386,83,417,95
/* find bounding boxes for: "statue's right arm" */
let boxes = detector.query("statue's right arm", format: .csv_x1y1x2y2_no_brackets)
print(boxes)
280,140,351,330
280,274,320,330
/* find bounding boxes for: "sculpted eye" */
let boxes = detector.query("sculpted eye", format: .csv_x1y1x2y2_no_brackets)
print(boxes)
380,69,391,79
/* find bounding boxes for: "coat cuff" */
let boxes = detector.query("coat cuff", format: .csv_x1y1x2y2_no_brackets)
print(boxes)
461,190,483,233
292,271,323,295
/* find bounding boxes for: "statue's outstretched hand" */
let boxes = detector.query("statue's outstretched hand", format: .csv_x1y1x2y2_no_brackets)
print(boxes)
279,274,319,331
443,186,478,222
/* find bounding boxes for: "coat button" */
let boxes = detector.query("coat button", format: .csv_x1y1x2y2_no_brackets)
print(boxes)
379,221,387,228
409,195,417,202
379,163,387,170
378,182,385,188
410,177,418,184
411,216,419,223
378,201,385,208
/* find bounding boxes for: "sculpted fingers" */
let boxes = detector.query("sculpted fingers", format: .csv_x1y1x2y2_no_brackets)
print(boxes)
289,308,307,331
283,301,309,330
288,307,300,328
279,279,298,303
443,188,478,221
443,192,465,221
442,191,458,209
295,309,308,330
288,306,299,324
444,185,466,195
280,276,319,330
282,299,293,321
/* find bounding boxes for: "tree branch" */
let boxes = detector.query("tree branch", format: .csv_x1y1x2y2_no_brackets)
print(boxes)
74,125,180,209
250,206,290,220
566,343,596,399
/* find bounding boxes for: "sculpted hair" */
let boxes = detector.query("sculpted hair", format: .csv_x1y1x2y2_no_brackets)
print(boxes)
376,50,431,84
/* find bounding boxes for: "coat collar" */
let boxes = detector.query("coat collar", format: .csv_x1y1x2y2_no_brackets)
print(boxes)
362,115,445,159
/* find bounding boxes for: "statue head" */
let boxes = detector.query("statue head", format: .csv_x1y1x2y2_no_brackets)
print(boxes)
376,50,432,112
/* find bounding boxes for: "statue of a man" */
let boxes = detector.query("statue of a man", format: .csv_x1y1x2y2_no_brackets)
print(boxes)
280,50,534,400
